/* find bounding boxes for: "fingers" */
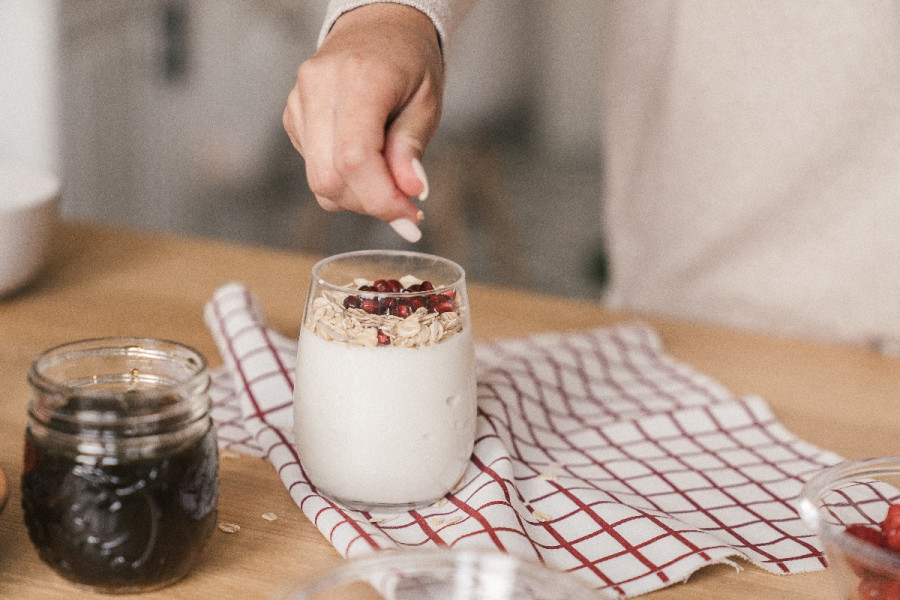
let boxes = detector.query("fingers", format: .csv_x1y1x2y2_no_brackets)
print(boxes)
282,3,443,241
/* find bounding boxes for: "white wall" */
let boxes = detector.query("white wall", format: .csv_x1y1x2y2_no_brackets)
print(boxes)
0,0,60,172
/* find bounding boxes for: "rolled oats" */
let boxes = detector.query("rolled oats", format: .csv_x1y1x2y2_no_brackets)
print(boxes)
307,276,463,348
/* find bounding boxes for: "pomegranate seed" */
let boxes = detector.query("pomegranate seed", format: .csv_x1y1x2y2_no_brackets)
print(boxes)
441,289,457,299
358,285,377,292
373,279,391,293
391,302,411,318
860,578,900,600
405,283,421,292
431,299,456,313
387,279,402,292
420,281,434,291
410,297,425,311
343,295,361,309
360,297,381,314
883,505,900,552
377,331,391,345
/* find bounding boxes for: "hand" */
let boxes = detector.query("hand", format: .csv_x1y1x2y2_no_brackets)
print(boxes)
283,4,443,242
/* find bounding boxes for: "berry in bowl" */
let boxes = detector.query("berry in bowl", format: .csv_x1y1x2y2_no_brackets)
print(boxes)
799,457,900,600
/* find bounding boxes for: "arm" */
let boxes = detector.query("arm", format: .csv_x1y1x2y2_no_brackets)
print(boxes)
283,1,474,242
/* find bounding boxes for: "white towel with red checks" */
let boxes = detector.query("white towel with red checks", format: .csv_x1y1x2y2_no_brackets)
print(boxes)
204,282,840,598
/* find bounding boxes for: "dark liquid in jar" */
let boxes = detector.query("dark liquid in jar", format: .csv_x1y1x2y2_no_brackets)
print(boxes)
21,394,219,592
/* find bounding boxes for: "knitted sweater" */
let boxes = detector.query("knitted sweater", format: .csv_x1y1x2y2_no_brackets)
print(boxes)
321,0,900,351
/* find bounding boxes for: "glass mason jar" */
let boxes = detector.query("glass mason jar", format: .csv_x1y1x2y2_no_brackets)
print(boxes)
22,337,219,594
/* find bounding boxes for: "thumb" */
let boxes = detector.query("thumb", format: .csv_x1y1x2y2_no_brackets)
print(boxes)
384,116,436,202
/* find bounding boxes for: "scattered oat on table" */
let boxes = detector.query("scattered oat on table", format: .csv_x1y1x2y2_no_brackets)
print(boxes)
218,522,242,534
368,514,399,524
532,510,552,523
261,512,278,521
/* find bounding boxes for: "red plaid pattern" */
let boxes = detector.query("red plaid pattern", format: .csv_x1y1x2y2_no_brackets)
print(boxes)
204,282,841,598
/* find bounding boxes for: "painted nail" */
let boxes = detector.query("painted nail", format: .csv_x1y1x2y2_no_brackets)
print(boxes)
389,218,422,243
412,157,429,201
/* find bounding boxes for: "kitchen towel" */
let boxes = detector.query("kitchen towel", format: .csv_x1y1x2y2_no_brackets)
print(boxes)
204,282,841,598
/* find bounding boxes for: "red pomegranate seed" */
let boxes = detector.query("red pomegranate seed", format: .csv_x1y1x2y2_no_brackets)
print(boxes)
387,279,402,292
420,281,434,291
859,578,900,600
373,279,391,293
405,283,421,292
410,297,425,311
358,285,377,292
360,297,381,314
391,302,411,318
377,331,391,345
883,505,900,552
343,295,361,309
431,299,456,313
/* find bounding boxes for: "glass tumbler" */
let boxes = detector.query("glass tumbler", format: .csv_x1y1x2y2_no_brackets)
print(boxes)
22,337,219,593
293,250,477,512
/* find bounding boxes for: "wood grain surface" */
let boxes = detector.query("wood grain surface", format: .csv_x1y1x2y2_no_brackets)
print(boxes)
1,221,897,600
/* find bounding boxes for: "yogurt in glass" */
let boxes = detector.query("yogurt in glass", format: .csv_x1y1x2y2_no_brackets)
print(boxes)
293,251,477,511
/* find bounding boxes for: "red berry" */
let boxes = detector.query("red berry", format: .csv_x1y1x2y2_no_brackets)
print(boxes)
360,297,381,314
859,578,884,600
391,302,411,318
377,331,391,345
431,299,456,313
343,295,361,309
883,505,900,552
882,579,900,600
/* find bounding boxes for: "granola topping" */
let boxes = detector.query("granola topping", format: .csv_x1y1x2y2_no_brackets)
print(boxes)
305,276,463,347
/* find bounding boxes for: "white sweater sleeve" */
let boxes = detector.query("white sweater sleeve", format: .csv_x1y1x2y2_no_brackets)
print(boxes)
319,0,475,51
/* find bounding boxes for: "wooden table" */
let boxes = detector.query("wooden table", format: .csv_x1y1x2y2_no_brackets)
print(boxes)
1,222,897,599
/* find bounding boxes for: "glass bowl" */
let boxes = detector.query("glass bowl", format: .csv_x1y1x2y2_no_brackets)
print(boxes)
277,549,600,600
799,457,900,600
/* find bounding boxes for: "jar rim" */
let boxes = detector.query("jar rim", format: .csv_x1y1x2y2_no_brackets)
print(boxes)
27,337,210,435
28,336,208,394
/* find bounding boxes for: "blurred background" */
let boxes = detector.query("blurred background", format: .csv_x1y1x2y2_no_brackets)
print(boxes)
1,0,607,299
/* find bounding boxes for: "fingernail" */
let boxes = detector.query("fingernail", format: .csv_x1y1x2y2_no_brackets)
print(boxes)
412,157,429,201
389,218,422,243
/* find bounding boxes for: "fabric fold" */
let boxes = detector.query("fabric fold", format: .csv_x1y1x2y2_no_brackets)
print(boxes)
204,282,840,598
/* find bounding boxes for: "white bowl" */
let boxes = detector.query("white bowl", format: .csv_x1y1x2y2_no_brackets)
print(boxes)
0,161,60,297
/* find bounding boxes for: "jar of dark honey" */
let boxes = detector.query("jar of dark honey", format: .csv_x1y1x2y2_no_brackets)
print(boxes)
22,337,219,593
